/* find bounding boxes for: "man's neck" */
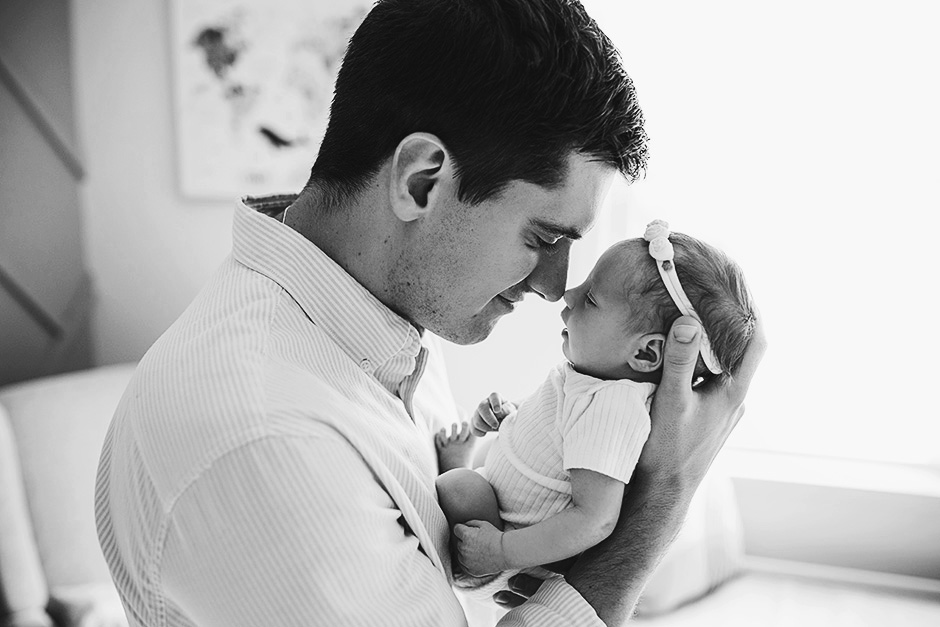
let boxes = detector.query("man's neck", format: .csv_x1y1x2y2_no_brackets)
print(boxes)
285,182,416,329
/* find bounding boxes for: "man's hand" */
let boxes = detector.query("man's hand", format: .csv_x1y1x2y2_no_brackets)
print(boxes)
563,315,766,624
453,520,508,576
484,317,767,616
639,315,766,490
470,392,516,437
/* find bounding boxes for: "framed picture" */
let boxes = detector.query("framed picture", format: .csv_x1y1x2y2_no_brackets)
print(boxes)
169,0,370,199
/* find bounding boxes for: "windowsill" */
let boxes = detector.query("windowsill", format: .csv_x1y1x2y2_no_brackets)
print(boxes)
743,555,940,596
723,447,940,498
720,447,940,581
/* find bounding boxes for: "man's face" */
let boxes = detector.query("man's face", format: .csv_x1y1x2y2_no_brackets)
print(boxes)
389,153,617,345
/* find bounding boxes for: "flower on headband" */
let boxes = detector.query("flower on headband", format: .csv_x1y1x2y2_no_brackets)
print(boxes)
644,220,670,242
648,237,674,261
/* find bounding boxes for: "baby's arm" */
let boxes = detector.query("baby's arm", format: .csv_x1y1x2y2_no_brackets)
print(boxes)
505,469,624,567
436,393,516,474
455,468,625,575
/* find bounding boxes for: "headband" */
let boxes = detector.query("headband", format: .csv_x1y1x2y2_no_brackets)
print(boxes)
643,220,722,375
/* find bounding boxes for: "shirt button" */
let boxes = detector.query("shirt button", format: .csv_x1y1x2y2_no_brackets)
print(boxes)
359,358,373,373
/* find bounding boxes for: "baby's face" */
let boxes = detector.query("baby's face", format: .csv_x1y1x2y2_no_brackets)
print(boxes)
561,242,647,380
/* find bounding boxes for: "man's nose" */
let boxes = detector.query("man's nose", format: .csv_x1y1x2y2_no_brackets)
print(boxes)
528,245,570,302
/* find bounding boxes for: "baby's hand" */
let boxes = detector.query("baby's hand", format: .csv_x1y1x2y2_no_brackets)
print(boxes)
453,520,508,576
470,392,516,436
435,421,474,473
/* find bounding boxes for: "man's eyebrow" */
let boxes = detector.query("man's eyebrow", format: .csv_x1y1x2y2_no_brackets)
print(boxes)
528,218,584,241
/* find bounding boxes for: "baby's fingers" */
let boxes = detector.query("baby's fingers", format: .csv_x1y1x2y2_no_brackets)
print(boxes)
474,403,501,432
458,420,471,441
487,392,512,418
470,420,488,437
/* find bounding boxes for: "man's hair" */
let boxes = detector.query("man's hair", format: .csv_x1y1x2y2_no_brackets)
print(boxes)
306,0,649,206
631,234,757,387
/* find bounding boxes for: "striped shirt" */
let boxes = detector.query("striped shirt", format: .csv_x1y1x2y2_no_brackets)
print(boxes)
94,195,604,627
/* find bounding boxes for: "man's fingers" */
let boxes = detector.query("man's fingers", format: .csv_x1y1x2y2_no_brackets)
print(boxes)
725,315,768,405
492,573,546,608
508,573,543,597
658,316,702,398
493,591,527,609
734,403,746,428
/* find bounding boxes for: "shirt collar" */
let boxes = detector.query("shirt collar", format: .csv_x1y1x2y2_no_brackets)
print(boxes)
232,195,424,393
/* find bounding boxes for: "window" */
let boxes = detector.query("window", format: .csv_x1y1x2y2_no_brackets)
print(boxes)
442,0,940,467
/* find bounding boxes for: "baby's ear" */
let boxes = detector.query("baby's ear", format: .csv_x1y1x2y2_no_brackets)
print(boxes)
628,333,665,373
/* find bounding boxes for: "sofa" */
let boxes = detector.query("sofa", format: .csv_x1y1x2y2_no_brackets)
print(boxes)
0,364,135,627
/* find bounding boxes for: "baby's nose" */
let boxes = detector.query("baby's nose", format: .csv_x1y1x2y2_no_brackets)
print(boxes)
562,289,576,308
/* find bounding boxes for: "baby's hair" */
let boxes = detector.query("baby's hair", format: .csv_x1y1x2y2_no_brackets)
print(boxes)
630,233,757,387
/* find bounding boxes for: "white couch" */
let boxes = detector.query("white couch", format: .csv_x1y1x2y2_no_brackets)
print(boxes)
0,364,135,627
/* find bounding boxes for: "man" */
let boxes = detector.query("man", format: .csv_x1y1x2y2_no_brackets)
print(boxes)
95,1,765,625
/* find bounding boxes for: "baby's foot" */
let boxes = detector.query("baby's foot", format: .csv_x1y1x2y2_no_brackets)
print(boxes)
436,421,474,473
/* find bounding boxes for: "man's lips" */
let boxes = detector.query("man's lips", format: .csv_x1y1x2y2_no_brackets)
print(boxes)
496,293,525,307
495,295,519,310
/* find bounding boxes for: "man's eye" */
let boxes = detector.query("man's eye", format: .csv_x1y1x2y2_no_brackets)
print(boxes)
527,235,562,253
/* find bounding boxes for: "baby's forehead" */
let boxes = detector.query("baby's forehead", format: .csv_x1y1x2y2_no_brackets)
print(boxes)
596,239,654,293
598,239,649,276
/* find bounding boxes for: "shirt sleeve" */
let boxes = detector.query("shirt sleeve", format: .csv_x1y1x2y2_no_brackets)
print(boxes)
562,382,651,484
497,576,605,627
160,425,467,627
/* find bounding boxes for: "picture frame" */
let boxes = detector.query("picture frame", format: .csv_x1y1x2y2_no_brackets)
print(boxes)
169,0,371,199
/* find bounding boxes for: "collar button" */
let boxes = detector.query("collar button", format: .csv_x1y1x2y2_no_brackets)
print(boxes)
359,358,374,373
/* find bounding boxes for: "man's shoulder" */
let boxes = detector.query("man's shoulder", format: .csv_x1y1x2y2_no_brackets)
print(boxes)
120,326,365,496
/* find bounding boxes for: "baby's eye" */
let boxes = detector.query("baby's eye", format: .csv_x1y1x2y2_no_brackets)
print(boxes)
586,292,597,306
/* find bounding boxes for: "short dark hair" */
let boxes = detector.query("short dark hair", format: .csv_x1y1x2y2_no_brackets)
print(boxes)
307,0,649,206
631,234,757,387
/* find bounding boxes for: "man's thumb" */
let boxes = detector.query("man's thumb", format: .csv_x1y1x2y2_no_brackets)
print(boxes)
661,317,701,391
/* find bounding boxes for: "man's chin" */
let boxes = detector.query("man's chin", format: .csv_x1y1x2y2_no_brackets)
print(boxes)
434,311,505,346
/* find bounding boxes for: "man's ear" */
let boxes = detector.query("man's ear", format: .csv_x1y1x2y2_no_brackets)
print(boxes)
628,333,665,373
388,133,452,222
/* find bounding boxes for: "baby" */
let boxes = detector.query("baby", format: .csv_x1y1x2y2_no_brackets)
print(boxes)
435,220,757,584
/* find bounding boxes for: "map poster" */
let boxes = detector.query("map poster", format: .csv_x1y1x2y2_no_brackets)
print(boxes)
169,0,370,199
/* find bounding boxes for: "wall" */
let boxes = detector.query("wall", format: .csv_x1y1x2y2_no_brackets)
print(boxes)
71,0,233,366
69,0,628,391
1,0,92,385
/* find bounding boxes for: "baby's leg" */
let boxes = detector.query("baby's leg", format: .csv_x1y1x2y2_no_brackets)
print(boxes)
436,468,503,572
436,468,503,530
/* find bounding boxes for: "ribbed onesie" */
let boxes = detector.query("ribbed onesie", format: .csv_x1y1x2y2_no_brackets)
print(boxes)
467,363,655,597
